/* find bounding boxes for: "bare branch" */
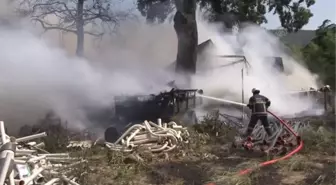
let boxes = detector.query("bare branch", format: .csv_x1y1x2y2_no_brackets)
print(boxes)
32,1,76,19
33,18,103,37
85,32,103,37
15,0,134,37
33,18,77,33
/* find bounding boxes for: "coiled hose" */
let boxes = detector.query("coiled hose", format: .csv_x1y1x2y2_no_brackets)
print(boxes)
238,110,303,175
197,94,304,181
205,111,303,185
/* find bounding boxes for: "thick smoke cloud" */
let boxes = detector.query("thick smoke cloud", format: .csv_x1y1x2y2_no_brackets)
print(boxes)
0,22,175,133
0,6,322,134
193,11,323,117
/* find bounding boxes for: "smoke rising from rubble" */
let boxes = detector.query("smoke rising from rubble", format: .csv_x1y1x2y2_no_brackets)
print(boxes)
192,10,323,117
0,21,176,133
0,7,323,133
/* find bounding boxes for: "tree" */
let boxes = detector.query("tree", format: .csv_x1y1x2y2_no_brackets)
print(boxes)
137,0,315,80
137,0,315,32
15,0,132,57
174,0,198,78
302,20,335,89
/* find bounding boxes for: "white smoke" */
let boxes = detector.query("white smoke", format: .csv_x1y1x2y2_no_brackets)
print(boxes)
0,23,175,133
192,10,323,117
0,7,323,133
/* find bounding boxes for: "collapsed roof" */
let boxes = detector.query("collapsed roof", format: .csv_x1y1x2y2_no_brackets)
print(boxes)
166,39,215,71
166,38,284,73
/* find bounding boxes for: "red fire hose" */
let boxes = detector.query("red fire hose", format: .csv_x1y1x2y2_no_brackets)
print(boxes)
238,110,303,175
205,111,304,185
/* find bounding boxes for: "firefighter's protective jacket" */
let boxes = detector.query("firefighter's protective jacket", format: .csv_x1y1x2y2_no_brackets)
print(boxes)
247,94,271,115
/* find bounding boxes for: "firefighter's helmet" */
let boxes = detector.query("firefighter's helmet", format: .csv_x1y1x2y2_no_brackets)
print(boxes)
252,88,260,94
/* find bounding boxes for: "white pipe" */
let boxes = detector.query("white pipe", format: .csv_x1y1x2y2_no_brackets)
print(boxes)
42,170,59,175
38,153,69,157
144,121,178,146
46,157,78,162
44,177,61,185
14,156,29,160
61,175,80,185
0,152,14,185
34,142,45,148
8,169,15,185
157,119,162,127
0,121,7,144
151,142,169,152
133,129,168,140
106,119,188,153
26,141,37,146
31,146,49,154
16,149,36,155
35,174,45,184
126,128,141,147
132,138,157,145
114,124,145,144
27,155,46,163
16,132,47,143
23,167,44,185
14,159,26,164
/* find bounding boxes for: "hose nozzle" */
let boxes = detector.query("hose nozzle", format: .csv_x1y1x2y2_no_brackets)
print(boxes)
197,89,204,94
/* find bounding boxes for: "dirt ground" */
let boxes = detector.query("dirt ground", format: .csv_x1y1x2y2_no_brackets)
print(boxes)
70,118,336,185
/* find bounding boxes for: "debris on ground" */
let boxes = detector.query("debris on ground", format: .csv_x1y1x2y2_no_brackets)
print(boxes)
67,140,93,149
0,121,85,185
105,119,189,153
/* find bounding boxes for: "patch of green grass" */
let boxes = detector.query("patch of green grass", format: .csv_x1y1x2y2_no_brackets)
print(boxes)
301,126,335,155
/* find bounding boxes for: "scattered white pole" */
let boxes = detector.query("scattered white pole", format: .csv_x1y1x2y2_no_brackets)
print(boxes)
16,132,47,143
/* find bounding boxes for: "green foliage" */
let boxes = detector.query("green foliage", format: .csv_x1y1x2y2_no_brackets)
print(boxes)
302,20,335,89
287,44,304,62
301,125,335,155
137,0,315,32
137,0,175,23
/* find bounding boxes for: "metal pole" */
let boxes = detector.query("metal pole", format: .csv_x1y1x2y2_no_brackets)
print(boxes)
241,68,244,121
323,89,327,112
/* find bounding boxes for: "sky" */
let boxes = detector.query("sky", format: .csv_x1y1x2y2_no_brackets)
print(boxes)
263,0,336,29
1,0,333,30
125,0,335,30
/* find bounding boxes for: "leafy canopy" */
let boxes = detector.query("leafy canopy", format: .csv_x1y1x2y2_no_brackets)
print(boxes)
302,20,335,88
137,0,315,32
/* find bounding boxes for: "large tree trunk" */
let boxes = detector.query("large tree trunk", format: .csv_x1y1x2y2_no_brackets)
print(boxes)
174,0,198,85
76,0,84,57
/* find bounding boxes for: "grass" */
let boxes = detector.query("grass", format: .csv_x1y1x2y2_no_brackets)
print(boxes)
24,113,336,185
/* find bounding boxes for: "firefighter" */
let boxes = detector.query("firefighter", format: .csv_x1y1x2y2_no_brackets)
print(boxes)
243,88,272,137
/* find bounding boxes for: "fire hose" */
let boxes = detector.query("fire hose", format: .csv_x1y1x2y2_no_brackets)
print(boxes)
238,110,303,175
197,94,303,176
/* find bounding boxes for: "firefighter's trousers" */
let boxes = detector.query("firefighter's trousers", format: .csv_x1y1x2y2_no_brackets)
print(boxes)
245,114,272,136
